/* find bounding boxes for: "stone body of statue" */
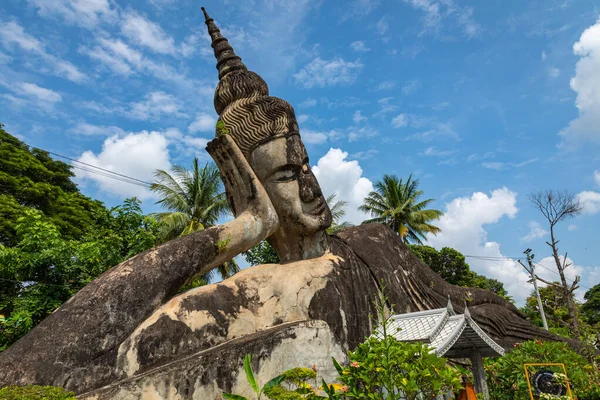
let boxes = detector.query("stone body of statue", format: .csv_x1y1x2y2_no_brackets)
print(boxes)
0,8,571,399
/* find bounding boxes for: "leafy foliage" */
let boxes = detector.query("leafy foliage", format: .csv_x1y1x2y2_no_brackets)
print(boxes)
326,193,352,234
485,340,600,400
409,245,511,300
582,284,600,325
243,240,280,266
0,125,105,247
151,158,229,239
520,285,575,337
329,288,462,400
0,199,161,350
0,385,75,400
222,354,286,400
150,158,238,283
359,174,443,245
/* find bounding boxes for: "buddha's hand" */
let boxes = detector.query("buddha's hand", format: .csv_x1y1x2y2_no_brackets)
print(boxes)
207,134,279,235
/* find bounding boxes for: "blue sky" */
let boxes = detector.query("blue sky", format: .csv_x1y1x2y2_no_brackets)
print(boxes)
1,0,599,304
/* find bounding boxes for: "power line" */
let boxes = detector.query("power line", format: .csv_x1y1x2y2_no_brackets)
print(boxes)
533,261,592,291
45,150,152,186
1,138,153,188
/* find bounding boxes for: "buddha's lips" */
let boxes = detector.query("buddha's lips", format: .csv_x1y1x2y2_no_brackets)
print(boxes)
306,199,326,216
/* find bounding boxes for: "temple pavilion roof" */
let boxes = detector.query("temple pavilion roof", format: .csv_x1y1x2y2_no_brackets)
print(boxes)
380,299,505,358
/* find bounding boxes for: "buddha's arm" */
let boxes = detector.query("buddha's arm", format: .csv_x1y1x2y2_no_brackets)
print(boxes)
0,135,278,380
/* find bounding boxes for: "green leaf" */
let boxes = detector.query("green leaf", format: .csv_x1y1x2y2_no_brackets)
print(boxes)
332,357,343,374
243,354,260,395
222,393,249,400
262,374,285,392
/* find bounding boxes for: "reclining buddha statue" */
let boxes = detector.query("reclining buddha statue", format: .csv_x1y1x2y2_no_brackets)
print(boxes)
0,7,567,399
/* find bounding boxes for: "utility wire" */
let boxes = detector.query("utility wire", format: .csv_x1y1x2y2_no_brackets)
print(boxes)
45,150,153,186
465,255,593,291
1,138,153,188
533,261,592,291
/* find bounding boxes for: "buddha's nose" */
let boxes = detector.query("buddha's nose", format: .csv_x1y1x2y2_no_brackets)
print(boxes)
299,168,322,203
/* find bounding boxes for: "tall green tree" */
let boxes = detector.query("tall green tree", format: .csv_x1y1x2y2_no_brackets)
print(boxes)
151,158,229,239
326,193,352,234
0,200,161,350
0,124,104,246
409,245,511,300
150,158,238,282
359,174,443,245
581,284,600,326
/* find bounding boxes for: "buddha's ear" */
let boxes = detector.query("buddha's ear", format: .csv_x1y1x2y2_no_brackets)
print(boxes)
206,134,268,218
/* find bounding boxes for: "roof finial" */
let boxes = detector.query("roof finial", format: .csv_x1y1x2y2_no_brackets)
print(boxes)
201,6,247,80
446,296,455,315
463,302,471,318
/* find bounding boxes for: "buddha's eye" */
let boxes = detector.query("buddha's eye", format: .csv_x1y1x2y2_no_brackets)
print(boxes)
273,166,298,182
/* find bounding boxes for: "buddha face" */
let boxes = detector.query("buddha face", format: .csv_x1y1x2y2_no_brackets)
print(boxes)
249,134,332,235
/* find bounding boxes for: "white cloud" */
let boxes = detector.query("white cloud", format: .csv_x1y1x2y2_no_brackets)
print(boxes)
375,80,396,91
294,57,363,88
80,36,192,84
535,256,600,302
312,148,373,224
0,21,86,83
391,113,409,128
594,170,600,187
70,122,125,136
352,110,368,124
548,67,560,79
341,0,380,20
302,130,329,144
299,98,317,108
521,221,549,242
426,188,535,304
18,82,62,104
577,191,600,215
26,0,117,28
402,79,422,95
541,51,547,61
481,158,538,171
189,113,217,133
348,126,377,142
77,131,171,199
350,41,371,52
559,19,600,148
376,16,389,36
297,114,309,124
121,11,175,54
423,146,455,157
127,91,183,120
402,0,482,38
568,224,577,231
0,51,12,64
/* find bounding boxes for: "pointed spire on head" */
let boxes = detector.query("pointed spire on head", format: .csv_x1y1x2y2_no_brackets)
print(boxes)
202,6,247,80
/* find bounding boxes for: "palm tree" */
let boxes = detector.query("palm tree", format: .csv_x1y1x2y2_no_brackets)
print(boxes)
359,174,443,245
326,193,352,234
151,158,238,283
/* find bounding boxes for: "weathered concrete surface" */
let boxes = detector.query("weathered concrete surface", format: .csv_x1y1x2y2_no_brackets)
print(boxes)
79,320,345,400
0,224,572,398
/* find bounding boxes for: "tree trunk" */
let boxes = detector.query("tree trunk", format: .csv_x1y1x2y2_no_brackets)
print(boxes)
549,226,580,337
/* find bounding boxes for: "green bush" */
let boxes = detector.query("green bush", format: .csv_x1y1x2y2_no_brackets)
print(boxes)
485,340,600,400
0,385,76,400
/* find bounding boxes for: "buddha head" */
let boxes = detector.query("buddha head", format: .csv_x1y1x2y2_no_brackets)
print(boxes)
202,8,332,260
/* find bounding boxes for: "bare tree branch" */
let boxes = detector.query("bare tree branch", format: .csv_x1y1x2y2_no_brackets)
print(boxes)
535,275,562,287
529,189,583,337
